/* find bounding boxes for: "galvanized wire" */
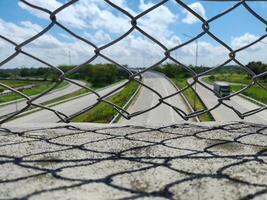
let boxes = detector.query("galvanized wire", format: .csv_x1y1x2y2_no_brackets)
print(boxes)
0,0,266,123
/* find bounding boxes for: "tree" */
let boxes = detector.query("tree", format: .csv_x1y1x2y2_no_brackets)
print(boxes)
0,70,10,78
20,68,30,77
89,64,118,87
247,61,267,74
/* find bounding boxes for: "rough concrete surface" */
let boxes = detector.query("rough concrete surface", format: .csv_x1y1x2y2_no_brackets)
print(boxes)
0,122,266,200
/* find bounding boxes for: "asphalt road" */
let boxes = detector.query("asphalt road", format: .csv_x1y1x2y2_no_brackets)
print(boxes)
0,80,86,118
190,78,267,124
120,72,190,125
7,81,126,124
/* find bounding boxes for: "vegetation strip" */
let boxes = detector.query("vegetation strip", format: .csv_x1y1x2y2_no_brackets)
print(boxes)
110,84,141,123
0,80,68,104
158,72,199,122
41,82,91,106
71,81,139,123
154,64,214,122
6,80,127,121
173,78,214,122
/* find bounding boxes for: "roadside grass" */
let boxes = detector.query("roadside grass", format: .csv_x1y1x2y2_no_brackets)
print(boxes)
71,81,139,123
41,79,125,106
204,73,251,85
204,74,267,104
172,78,214,122
41,82,92,105
0,81,68,104
0,79,44,89
231,85,267,104
6,80,127,122
204,73,266,85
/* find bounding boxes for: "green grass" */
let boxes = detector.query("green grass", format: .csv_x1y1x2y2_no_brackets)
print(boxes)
42,82,91,105
0,81,68,104
41,79,125,106
204,73,266,85
172,78,214,122
0,79,43,89
71,81,139,123
231,85,267,104
204,74,267,104
204,73,250,85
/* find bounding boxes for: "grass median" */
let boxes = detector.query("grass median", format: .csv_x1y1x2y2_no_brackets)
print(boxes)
172,78,214,122
0,80,68,104
71,81,139,123
41,79,127,106
41,82,91,106
0,79,42,89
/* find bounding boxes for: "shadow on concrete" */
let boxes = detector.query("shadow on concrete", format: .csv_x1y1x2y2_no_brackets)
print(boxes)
0,122,266,199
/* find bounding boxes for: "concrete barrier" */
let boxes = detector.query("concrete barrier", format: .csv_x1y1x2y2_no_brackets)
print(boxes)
0,122,266,200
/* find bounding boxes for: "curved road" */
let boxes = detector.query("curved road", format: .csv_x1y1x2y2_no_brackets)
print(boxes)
120,72,190,125
7,81,126,124
0,80,86,118
189,78,267,124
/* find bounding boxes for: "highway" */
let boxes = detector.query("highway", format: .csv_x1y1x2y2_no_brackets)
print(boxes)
120,72,190,125
5,72,266,125
7,81,126,124
0,80,86,118
190,78,267,124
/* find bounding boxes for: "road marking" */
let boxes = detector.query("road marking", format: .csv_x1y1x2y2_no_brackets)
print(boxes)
159,77,175,123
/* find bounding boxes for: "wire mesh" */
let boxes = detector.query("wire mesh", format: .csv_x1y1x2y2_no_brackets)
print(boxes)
0,0,266,124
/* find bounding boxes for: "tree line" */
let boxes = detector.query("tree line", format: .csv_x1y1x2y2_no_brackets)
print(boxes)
0,64,130,88
154,63,210,79
0,61,265,85
153,61,267,79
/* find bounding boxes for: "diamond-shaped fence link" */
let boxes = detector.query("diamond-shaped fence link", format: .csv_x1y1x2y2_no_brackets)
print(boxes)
0,0,266,124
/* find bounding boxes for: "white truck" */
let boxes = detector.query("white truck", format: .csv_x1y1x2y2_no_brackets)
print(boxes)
213,81,230,98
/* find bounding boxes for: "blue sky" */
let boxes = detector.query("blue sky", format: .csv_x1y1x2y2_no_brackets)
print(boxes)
0,0,266,68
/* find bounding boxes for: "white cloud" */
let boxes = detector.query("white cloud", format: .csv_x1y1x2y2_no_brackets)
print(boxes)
231,33,267,65
182,2,206,24
83,30,112,45
138,0,178,42
0,19,43,44
231,33,259,49
1,1,266,70
0,18,94,68
110,0,126,7
18,0,130,32
18,0,88,29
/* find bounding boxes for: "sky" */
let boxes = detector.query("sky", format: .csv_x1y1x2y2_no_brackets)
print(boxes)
0,0,266,69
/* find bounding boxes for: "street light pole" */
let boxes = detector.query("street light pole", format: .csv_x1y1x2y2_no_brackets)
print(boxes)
183,33,199,67
183,33,199,111
195,39,199,68
68,50,71,66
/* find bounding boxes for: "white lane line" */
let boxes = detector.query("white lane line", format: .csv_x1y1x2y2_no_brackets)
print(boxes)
147,74,158,124
159,77,175,123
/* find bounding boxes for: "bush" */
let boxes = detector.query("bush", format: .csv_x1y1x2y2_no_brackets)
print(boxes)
154,63,191,79
209,75,215,81
89,64,118,87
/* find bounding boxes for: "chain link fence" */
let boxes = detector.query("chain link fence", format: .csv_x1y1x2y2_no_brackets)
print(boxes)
0,0,266,124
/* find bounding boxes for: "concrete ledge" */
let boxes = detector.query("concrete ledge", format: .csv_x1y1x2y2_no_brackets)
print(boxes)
0,122,266,199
